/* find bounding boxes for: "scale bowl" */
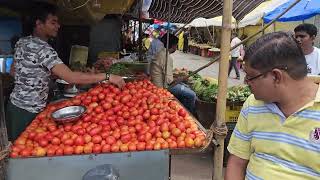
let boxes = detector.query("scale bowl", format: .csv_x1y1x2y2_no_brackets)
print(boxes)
51,106,86,123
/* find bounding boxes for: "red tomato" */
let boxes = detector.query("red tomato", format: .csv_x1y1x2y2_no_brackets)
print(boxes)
128,143,137,151
120,144,129,152
20,149,32,157
185,137,195,148
89,102,99,108
105,136,116,145
92,135,103,144
74,136,85,146
10,152,19,158
91,96,98,102
98,93,105,100
63,146,74,155
82,115,92,122
39,139,48,147
150,108,159,115
74,146,84,154
169,141,178,149
136,142,146,151
178,108,187,117
55,148,64,156
76,128,86,135
121,94,132,104
94,106,103,114
153,142,161,150
120,134,132,144
102,102,112,110
83,144,93,154
92,144,102,153
110,144,120,152
89,126,102,136
101,144,111,153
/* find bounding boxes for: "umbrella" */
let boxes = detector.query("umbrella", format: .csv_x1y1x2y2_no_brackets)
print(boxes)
263,0,320,23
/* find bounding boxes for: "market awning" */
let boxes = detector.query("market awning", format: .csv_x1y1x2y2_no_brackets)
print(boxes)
263,0,320,23
188,16,237,28
238,0,289,28
147,0,266,23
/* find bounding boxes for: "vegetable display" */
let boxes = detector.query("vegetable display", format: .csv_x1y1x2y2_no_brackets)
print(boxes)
189,74,251,103
10,80,206,158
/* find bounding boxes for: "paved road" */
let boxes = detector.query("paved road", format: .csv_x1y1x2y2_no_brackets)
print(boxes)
172,51,245,87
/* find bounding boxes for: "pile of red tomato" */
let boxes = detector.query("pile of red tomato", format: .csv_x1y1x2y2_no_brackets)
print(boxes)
10,80,206,158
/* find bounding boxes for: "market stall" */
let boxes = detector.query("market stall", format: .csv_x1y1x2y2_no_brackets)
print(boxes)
0,0,312,180
7,79,208,180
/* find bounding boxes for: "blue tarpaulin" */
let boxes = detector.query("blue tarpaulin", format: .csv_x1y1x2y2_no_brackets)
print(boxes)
263,0,320,23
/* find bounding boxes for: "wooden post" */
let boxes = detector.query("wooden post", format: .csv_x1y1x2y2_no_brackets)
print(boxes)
262,13,265,35
212,26,215,44
213,0,232,179
133,21,136,46
138,0,143,61
164,0,172,87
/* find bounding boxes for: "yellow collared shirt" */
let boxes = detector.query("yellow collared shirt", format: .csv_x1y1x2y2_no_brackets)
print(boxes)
228,86,320,180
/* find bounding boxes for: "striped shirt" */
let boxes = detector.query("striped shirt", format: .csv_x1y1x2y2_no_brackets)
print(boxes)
228,87,320,180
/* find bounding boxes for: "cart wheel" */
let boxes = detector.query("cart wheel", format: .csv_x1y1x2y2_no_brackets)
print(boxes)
83,164,119,180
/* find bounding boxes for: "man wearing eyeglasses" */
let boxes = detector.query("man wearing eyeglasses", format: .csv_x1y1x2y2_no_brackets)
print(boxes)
225,32,320,180
294,24,320,75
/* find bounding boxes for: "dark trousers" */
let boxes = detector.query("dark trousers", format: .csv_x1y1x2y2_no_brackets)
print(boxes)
228,57,240,77
168,83,196,115
6,101,37,141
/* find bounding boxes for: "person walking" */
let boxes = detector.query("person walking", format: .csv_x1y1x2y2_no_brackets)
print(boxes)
228,32,243,80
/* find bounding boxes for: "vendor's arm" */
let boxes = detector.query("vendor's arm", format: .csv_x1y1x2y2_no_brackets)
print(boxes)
10,60,15,76
51,64,125,88
225,155,248,180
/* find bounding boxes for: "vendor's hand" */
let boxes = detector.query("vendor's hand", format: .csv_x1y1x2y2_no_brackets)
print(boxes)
136,73,149,80
237,57,243,61
109,74,126,88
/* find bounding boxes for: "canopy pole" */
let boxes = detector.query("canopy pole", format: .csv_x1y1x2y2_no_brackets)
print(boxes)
206,26,214,44
212,0,232,179
164,0,172,87
262,13,265,35
194,27,204,43
138,0,143,61
168,0,302,89
212,26,215,45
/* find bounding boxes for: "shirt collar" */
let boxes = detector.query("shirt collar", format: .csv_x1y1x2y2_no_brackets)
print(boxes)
314,85,320,102
265,84,320,118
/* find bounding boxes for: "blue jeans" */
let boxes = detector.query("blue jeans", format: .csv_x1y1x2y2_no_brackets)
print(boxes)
169,83,196,115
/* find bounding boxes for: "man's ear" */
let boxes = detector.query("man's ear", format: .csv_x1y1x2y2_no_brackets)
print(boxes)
271,69,283,84
311,35,316,41
35,20,42,28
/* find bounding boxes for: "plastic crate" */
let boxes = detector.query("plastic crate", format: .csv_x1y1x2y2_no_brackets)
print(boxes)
225,104,242,123
98,51,120,59
195,98,243,128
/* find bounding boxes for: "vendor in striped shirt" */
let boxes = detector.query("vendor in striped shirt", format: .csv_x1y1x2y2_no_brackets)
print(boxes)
225,32,320,180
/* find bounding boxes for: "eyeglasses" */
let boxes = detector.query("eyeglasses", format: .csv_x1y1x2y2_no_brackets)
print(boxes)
244,66,288,83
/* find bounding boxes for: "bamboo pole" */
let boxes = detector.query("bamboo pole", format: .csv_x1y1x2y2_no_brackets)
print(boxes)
212,0,232,179
164,0,172,87
212,26,215,44
168,0,302,89
138,0,143,61
206,26,214,44
194,27,204,43
262,13,265,35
